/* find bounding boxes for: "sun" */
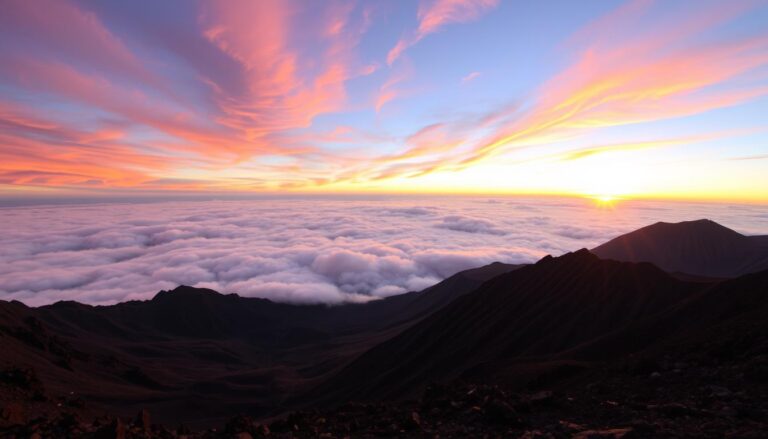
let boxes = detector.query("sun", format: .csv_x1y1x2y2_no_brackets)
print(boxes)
596,195,614,203
591,194,619,208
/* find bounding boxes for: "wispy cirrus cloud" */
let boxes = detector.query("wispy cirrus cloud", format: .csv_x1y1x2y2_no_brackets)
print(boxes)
387,0,499,65
461,71,481,84
0,0,377,191
0,0,766,198
344,0,768,183
199,0,372,142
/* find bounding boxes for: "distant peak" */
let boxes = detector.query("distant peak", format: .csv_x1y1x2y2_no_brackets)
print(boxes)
591,219,760,278
564,248,600,263
152,285,226,301
562,248,598,261
651,218,727,229
536,248,597,266
46,300,92,310
643,219,743,237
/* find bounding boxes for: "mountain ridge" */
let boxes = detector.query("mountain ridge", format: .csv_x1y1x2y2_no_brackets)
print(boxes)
304,248,707,404
1,261,521,426
592,218,768,277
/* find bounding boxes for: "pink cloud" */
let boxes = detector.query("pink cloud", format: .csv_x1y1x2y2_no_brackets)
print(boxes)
0,0,379,191
200,0,372,141
461,71,481,83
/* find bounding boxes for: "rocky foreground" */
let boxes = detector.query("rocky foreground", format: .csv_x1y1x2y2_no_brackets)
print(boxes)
3,337,768,438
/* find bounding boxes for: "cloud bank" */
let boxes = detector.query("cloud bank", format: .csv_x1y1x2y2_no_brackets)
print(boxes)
1,196,766,306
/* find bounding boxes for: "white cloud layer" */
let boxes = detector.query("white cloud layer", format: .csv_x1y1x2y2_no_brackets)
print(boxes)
1,196,766,306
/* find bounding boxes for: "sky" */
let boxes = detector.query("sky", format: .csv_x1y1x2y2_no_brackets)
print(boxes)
2,196,767,306
0,0,767,202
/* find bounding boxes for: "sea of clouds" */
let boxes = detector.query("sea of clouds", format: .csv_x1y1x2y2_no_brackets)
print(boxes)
1,196,767,306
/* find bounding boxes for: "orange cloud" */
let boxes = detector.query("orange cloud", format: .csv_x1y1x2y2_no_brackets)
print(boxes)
0,103,178,188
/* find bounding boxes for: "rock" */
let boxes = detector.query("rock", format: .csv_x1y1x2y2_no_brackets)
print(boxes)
627,420,655,435
0,367,40,390
485,399,520,425
708,385,732,398
94,418,126,439
560,420,587,431
55,413,81,433
520,430,555,438
744,355,768,382
0,402,25,426
647,403,697,417
225,414,255,434
254,424,270,436
406,411,421,429
134,408,151,430
717,406,738,417
572,427,634,438
529,390,555,406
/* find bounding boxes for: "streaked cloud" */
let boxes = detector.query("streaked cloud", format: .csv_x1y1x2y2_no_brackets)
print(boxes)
387,0,500,64
0,0,766,200
341,0,768,189
461,71,481,84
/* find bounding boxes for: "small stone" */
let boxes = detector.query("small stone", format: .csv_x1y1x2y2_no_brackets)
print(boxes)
718,406,737,417
0,402,25,425
403,411,421,430
572,427,633,438
485,399,521,425
709,385,732,398
655,403,695,417
560,420,586,431
134,408,151,430
94,418,125,439
520,430,554,439
530,390,554,405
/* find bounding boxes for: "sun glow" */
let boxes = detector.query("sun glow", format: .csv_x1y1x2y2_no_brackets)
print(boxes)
597,195,614,203
591,194,619,208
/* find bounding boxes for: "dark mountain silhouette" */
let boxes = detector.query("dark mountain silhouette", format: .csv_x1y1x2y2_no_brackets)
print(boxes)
308,249,707,403
0,262,520,426
36,261,522,344
592,219,768,278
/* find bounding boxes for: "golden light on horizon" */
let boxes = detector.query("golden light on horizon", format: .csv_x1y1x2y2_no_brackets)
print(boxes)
591,194,619,209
